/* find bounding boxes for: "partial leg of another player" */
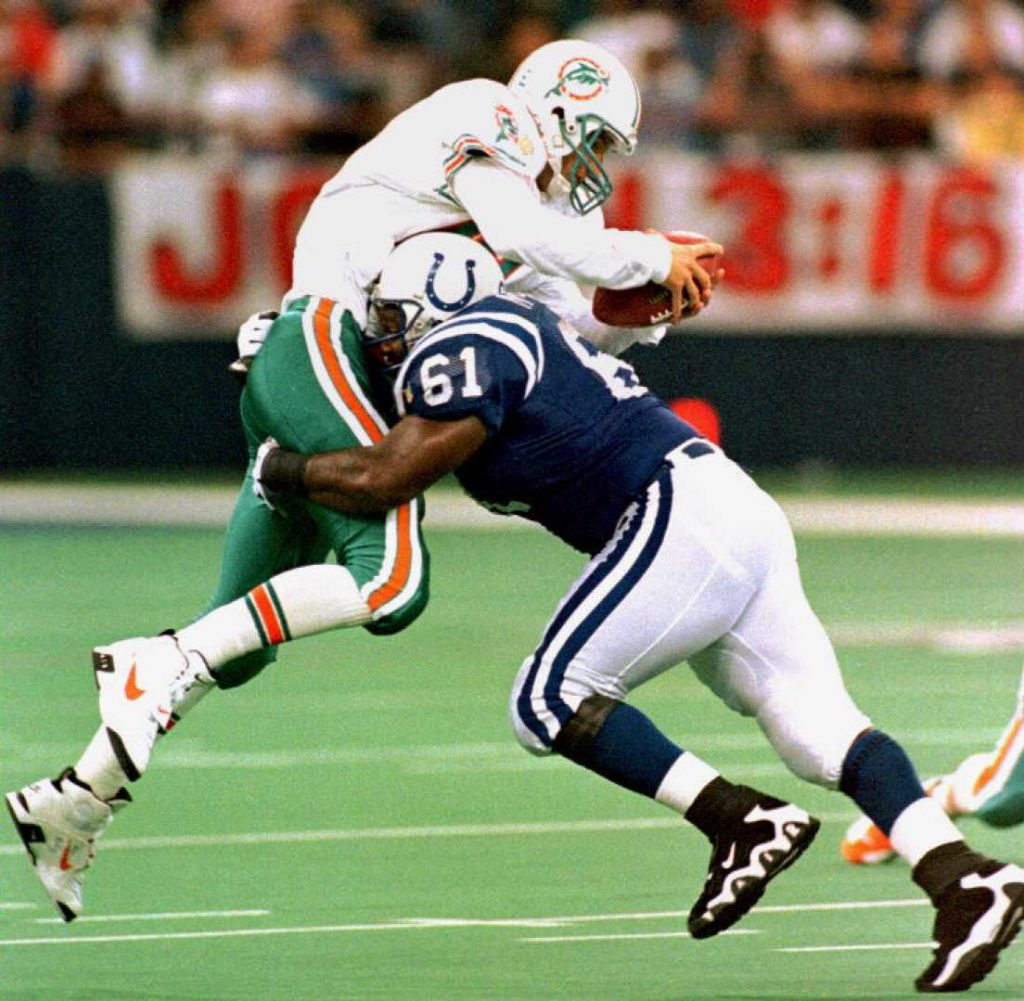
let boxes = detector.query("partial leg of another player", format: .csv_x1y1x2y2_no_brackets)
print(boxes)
4,495,304,920
6,490,426,920
6,302,429,920
842,664,1024,865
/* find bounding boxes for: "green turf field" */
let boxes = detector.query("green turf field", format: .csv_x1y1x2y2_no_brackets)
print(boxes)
3,520,1024,1000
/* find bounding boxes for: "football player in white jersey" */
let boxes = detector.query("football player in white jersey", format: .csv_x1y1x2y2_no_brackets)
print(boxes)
235,36,724,371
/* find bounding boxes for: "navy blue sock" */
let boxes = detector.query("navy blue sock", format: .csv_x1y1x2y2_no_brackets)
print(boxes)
555,699,683,798
839,729,926,835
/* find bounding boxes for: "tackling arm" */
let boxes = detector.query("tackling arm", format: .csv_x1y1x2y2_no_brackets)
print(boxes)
258,415,488,515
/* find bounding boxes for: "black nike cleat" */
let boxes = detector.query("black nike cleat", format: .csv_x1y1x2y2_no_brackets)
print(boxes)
915,859,1024,992
688,792,820,939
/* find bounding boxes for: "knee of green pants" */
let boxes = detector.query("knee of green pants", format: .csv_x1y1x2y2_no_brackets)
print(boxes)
214,646,279,690
974,750,1024,827
363,582,430,636
975,788,1024,828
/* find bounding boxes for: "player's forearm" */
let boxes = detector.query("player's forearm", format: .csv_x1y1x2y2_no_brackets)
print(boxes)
453,160,670,289
520,228,672,291
307,451,419,513
260,446,413,514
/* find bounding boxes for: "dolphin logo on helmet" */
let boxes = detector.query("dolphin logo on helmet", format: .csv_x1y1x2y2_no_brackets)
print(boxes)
544,58,612,102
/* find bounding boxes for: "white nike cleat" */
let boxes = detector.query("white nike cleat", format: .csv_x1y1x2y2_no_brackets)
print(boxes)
93,633,213,780
5,768,129,922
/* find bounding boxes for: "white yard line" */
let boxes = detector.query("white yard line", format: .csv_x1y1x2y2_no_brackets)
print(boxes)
1,723,1008,775
0,900,931,949
756,899,927,914
521,930,756,944
0,817,699,857
778,942,931,953
827,621,1024,653
1,483,1023,537
0,922,447,947
781,497,1024,537
33,909,270,925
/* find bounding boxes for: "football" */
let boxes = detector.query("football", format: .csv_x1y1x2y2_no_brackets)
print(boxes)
592,231,722,327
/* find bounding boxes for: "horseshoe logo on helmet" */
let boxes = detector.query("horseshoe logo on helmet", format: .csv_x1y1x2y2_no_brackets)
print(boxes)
425,252,477,312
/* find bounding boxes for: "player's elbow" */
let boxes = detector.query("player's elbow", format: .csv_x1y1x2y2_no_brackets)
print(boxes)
476,218,535,267
481,231,521,265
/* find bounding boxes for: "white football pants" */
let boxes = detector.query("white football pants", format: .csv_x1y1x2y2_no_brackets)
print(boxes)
509,442,872,788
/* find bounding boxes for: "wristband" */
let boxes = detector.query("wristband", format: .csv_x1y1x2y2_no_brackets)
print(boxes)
261,449,310,496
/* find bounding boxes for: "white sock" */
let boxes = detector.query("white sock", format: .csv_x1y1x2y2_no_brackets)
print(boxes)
176,565,372,669
889,796,964,867
654,751,720,815
75,727,131,800
173,670,214,720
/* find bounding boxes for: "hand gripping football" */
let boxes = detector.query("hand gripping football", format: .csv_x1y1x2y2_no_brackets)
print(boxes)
592,231,722,327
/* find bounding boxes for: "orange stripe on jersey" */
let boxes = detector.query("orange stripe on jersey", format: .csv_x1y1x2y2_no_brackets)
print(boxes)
312,298,383,443
250,585,286,645
456,135,498,157
443,153,468,177
443,136,499,177
366,502,415,612
973,715,1024,795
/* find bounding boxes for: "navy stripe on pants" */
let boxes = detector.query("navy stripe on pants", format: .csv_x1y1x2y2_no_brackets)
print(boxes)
515,466,674,747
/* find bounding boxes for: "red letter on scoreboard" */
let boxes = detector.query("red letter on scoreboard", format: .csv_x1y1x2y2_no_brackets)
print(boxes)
150,181,244,304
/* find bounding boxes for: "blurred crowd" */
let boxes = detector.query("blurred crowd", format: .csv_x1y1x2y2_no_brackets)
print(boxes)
3,0,1024,174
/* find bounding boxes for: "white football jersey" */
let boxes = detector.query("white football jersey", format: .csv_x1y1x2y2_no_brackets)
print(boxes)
287,79,546,324
286,77,669,346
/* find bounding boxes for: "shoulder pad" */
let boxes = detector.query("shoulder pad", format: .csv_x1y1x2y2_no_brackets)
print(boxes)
439,80,546,182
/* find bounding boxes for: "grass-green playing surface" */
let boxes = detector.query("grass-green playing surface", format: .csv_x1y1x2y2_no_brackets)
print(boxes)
2,519,1024,1000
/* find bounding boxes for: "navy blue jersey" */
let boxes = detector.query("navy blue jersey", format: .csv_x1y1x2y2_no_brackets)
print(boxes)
394,293,699,554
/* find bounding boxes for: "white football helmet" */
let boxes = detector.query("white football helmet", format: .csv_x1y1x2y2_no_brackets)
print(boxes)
508,38,641,215
365,232,504,373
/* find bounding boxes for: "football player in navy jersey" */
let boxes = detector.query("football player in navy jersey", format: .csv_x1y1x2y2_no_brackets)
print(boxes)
254,233,1024,994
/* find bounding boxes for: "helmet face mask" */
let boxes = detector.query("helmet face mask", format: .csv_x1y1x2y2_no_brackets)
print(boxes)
364,233,505,375
558,113,622,216
363,296,426,372
509,40,641,215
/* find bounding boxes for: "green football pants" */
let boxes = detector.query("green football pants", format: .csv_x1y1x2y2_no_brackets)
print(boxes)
201,296,429,689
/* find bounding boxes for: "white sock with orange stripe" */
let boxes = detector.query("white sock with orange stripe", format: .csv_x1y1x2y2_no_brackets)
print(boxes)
176,565,373,669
